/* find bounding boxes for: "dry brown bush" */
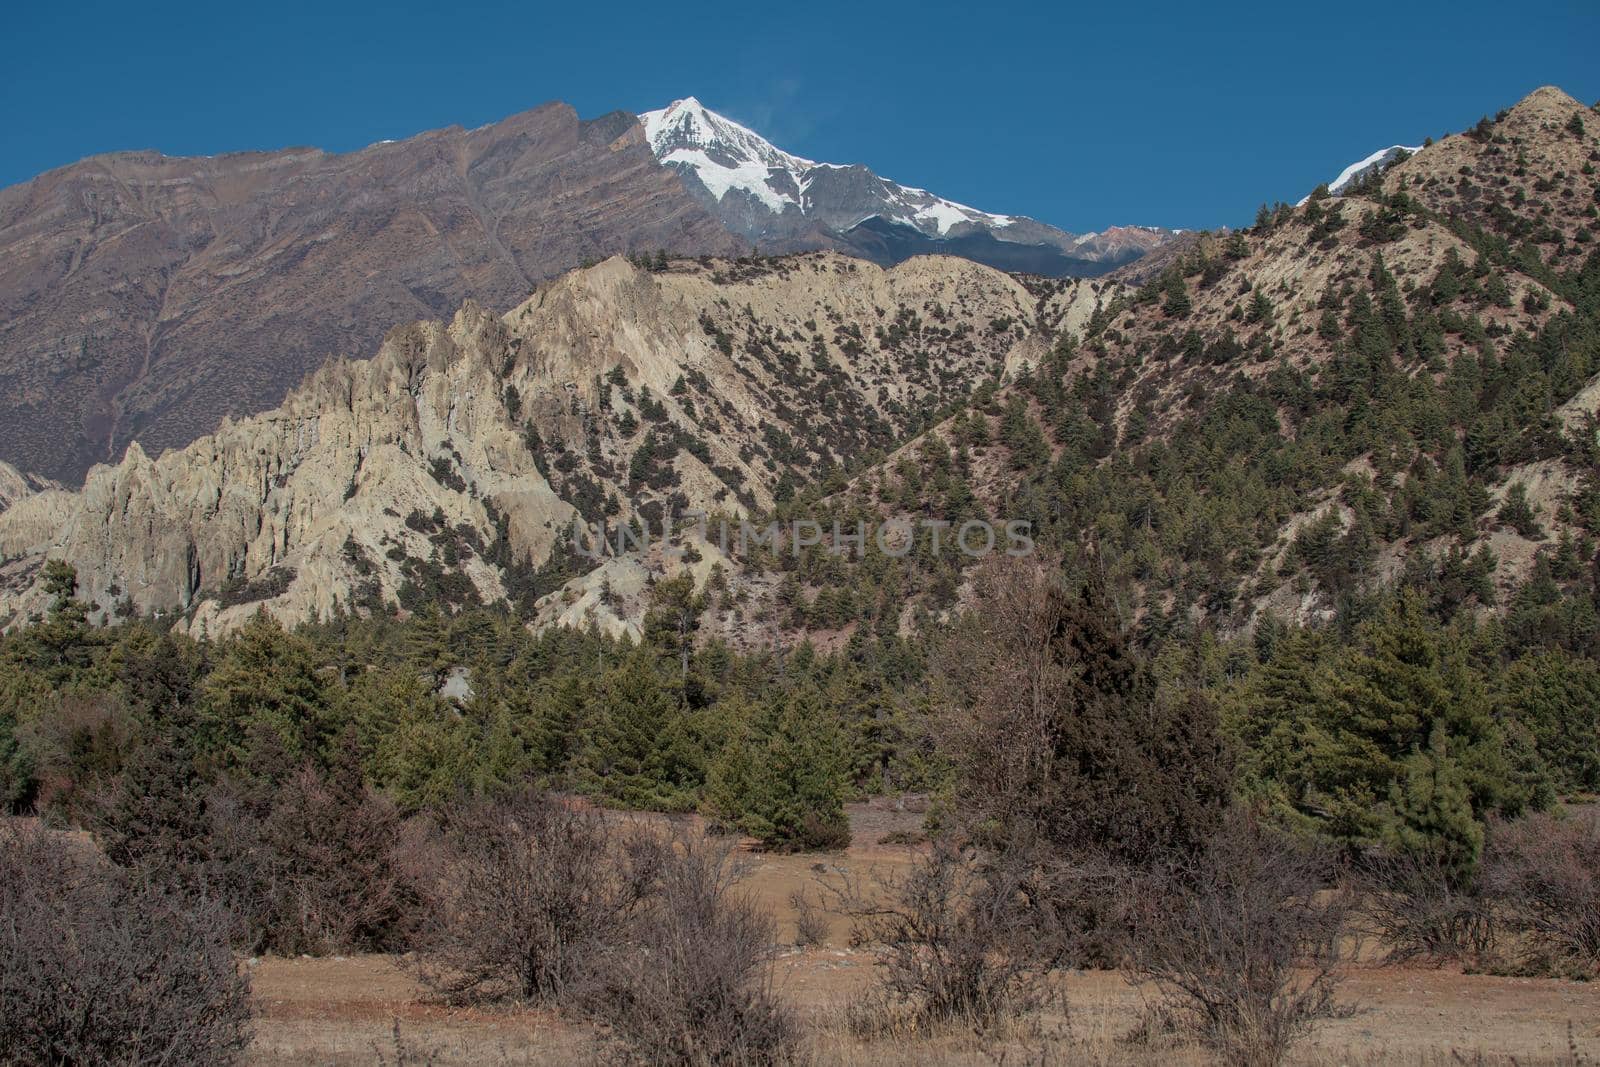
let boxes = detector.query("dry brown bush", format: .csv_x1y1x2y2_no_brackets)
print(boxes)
1127,811,1353,1067
1482,808,1600,976
828,836,1078,1032
789,888,828,947
1358,844,1497,966
203,765,420,956
408,789,662,1005
90,728,416,958
580,832,798,1065
0,821,252,1066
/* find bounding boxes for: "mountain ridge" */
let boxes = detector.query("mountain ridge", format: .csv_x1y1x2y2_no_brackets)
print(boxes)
0,251,1108,634
0,102,742,485
638,97,1179,277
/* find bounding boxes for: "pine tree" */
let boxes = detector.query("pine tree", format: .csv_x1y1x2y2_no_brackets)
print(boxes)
0,666,46,812
372,678,473,813
643,574,705,680
96,700,211,868
1247,290,1275,325
1498,481,1543,539
1244,594,1542,852
1497,651,1600,794
1384,727,1485,881
1162,272,1192,318
197,613,331,777
705,687,850,851
579,651,698,810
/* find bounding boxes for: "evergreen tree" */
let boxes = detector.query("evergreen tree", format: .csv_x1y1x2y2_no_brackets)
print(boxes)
1230,595,1543,853
704,687,850,851
1162,272,1192,318
1497,651,1600,794
1384,727,1485,880
1498,481,1544,538
643,574,705,680
197,614,332,778
579,651,700,810
1247,289,1275,325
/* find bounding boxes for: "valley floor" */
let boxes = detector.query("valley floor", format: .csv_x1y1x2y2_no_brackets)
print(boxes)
247,803,1600,1067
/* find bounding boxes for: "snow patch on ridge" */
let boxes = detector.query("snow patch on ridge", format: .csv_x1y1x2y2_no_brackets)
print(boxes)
1298,145,1422,205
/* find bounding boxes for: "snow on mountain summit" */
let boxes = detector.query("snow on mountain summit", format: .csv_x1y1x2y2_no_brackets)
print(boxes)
636,97,1179,277
637,97,1018,238
639,98,814,213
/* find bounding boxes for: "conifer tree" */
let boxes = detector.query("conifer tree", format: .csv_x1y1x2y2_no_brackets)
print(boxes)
197,613,331,777
705,686,850,851
579,650,700,810
1162,271,1192,318
1498,481,1543,538
1384,728,1485,879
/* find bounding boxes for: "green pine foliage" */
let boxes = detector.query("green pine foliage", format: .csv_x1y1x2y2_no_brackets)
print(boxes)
704,686,851,851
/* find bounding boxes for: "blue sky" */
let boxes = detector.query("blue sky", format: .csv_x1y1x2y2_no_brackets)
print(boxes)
3,0,1595,233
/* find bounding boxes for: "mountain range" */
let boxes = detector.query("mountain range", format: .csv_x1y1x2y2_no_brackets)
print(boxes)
1,85,1594,648
0,98,1175,486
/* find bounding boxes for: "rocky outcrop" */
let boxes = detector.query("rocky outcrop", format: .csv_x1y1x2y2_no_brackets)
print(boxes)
0,461,57,514
0,302,572,631
0,252,1108,634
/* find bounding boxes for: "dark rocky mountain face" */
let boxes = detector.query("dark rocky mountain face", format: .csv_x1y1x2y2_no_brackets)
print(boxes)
0,104,742,484
839,215,1150,277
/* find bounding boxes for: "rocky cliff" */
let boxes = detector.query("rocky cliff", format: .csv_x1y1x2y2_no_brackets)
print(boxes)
0,252,1111,634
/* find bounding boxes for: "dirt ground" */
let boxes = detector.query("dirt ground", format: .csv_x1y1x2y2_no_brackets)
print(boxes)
244,798,1600,1065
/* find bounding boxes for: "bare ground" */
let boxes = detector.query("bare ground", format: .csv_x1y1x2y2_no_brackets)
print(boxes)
246,800,1600,1066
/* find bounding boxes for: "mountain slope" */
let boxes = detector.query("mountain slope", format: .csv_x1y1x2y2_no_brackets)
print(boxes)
0,104,741,485
560,87,1600,646
1380,85,1599,256
0,252,1111,634
639,97,1177,277
713,88,1600,645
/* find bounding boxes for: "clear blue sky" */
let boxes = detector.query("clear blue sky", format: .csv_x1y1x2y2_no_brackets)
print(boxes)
3,0,1595,233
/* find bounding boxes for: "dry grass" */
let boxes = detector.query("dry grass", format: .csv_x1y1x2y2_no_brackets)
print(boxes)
246,954,1600,1066
234,804,1600,1065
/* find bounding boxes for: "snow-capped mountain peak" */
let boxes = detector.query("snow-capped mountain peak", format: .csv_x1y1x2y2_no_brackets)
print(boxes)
636,96,1179,277
637,97,1023,237
639,98,813,214
641,98,813,170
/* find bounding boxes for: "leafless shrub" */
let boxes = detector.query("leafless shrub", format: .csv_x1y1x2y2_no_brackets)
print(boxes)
581,832,798,1065
1482,809,1600,977
0,821,252,1066
408,789,662,1005
202,766,420,956
90,729,418,957
936,557,1232,870
828,836,1074,1033
1127,812,1353,1067
1358,845,1497,965
790,888,828,947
